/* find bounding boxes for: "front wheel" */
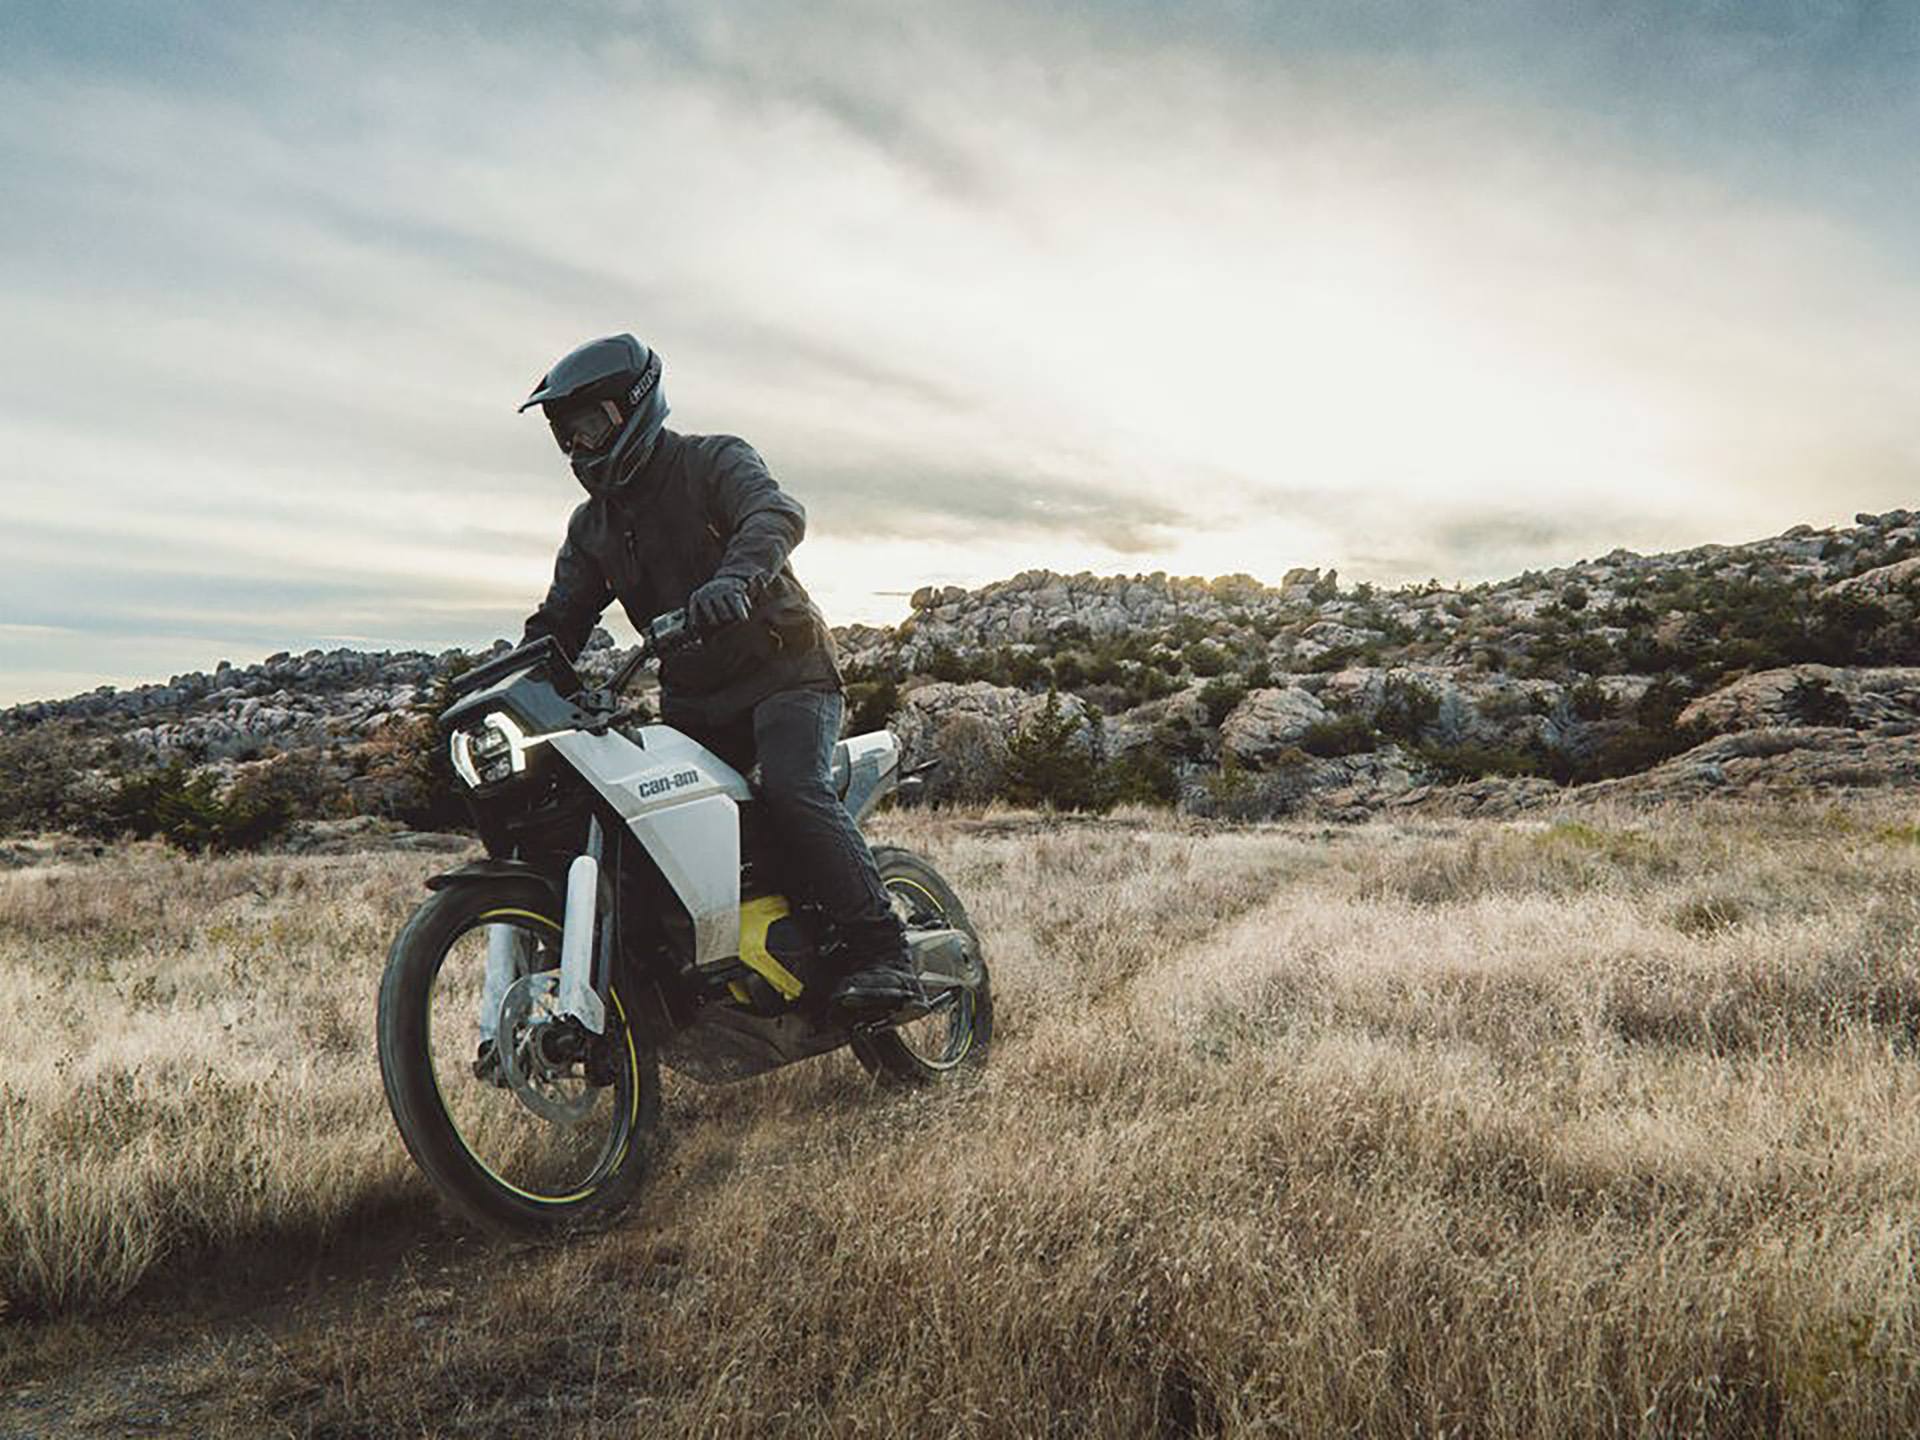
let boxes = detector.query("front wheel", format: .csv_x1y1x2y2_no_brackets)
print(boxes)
855,846,993,1085
377,878,659,1236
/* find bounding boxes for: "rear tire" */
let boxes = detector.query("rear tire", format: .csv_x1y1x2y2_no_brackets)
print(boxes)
377,878,660,1237
855,846,993,1086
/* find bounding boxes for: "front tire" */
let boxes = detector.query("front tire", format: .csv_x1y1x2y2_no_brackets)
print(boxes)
377,878,659,1237
855,846,993,1085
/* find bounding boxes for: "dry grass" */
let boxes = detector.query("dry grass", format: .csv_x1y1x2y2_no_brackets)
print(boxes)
5,797,1920,1436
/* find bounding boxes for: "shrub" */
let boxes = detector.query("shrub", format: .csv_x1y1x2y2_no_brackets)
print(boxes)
925,715,1005,805
1187,754,1309,821
1785,675,1851,728
1003,690,1105,811
212,755,327,851
1375,676,1439,743
1049,652,1088,690
1306,645,1363,674
1099,747,1180,806
82,760,313,854
1182,642,1229,678
1198,676,1247,728
1124,664,1183,706
355,656,477,830
0,725,97,835
1297,715,1377,758
1568,677,1614,721
1563,678,1709,784
1416,740,1548,783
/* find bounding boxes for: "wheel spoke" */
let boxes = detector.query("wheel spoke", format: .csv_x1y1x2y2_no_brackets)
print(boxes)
884,876,977,1071
426,916,638,1201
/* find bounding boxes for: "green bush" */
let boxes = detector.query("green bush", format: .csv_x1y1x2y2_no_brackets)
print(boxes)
1049,652,1088,690
83,758,318,854
1375,676,1439,743
1561,678,1708,784
355,656,478,832
1785,675,1851,728
1189,754,1309,821
1416,740,1548,783
1298,714,1377,758
1003,690,1106,811
1100,747,1180,806
1182,642,1229,678
1568,677,1614,721
0,725,97,835
1198,676,1247,728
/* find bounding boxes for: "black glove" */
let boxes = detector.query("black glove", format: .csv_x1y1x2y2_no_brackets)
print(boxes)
689,575,753,635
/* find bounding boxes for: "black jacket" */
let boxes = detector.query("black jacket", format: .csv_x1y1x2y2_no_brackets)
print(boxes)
522,429,840,730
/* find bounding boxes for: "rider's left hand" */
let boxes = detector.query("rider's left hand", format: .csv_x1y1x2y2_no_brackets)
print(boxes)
689,575,753,634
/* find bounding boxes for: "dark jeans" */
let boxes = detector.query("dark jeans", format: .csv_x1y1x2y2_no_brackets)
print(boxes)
691,687,906,970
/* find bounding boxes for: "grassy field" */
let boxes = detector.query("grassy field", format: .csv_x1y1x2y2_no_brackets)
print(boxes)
4,799,1920,1436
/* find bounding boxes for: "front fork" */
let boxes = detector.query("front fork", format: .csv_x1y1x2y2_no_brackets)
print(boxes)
480,814,612,1041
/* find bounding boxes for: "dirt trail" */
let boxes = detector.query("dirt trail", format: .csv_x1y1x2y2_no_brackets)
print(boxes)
0,1207,479,1438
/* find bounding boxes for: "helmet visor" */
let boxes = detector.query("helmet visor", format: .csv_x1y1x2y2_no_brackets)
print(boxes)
548,399,623,455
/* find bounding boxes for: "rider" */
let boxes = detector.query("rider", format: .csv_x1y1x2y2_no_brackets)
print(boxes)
516,333,918,1012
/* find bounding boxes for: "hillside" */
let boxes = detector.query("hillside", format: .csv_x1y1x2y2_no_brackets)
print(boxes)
2,507,1917,839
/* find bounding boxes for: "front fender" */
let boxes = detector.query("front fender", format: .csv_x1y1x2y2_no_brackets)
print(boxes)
423,858,562,905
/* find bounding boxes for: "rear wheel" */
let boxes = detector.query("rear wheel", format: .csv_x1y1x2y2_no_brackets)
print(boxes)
377,879,659,1236
855,846,993,1085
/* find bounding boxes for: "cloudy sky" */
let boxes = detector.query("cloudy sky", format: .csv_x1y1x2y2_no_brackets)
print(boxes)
4,2,1918,703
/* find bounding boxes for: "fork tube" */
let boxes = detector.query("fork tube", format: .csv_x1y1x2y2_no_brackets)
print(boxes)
558,815,607,1034
479,926,528,1041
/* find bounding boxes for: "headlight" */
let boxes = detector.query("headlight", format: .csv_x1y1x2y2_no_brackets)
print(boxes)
449,712,559,788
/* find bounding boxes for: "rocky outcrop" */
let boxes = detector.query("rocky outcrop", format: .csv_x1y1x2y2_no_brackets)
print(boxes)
1573,727,1920,806
6,507,1919,828
1823,555,1920,615
1677,666,1920,736
886,681,1098,804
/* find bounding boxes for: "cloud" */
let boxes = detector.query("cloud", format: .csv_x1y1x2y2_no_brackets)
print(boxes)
4,1,1920,702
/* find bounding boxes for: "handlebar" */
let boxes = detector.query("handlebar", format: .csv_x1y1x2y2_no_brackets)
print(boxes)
642,606,695,657
605,605,696,698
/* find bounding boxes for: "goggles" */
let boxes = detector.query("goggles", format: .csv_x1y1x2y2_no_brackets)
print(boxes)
549,398,624,455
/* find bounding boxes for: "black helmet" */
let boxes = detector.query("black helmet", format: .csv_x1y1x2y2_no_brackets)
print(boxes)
520,334,670,495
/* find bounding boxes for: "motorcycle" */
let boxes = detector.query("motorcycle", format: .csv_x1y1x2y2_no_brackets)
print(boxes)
375,608,991,1236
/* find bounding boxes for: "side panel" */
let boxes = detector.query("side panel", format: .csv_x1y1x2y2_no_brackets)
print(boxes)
627,798,741,967
550,727,750,968
833,730,899,825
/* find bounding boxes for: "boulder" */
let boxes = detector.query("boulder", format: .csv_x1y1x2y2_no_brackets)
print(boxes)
1574,727,1920,805
889,682,1093,769
1679,666,1920,735
1822,556,1920,615
1219,687,1329,766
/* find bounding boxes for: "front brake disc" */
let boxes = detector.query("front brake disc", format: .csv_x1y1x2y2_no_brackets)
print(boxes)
494,973,598,1127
